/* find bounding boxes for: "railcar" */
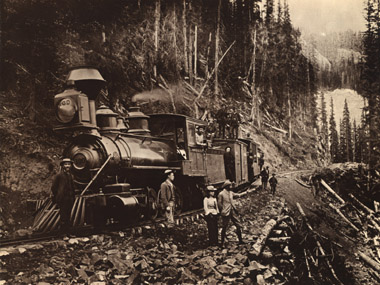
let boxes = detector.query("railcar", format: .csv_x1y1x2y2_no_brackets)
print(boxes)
34,67,260,231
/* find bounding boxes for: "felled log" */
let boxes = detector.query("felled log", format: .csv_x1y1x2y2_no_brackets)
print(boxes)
295,178,311,188
316,240,343,285
263,122,288,134
349,193,374,215
328,203,360,232
375,201,379,213
374,238,380,260
296,203,313,231
358,251,380,272
250,215,292,257
321,179,345,204
267,237,291,243
297,203,343,284
304,249,312,279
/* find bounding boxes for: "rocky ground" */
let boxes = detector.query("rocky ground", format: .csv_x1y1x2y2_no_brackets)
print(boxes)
1,169,380,284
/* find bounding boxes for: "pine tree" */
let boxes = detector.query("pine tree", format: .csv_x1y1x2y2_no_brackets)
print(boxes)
320,93,328,154
339,119,346,162
342,99,353,162
329,97,339,162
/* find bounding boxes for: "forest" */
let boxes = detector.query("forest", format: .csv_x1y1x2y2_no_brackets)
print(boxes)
1,0,379,171
1,0,318,135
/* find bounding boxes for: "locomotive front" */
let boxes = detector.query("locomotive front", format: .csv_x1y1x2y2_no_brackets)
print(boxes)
53,67,179,224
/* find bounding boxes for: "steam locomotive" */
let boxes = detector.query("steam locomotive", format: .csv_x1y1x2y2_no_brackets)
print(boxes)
50,67,260,227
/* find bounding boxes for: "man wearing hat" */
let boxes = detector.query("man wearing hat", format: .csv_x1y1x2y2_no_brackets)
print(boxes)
160,169,176,227
217,180,244,246
203,185,220,246
51,158,75,232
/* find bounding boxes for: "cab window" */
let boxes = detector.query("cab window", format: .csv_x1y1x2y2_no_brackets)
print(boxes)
187,123,196,146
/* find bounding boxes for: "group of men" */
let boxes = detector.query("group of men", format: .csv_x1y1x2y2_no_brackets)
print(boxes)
215,105,241,139
160,170,243,248
260,164,278,196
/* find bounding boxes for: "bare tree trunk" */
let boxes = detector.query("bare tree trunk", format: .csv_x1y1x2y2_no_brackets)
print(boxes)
250,25,257,123
194,25,198,78
287,78,292,140
182,0,188,76
214,0,221,97
206,32,212,77
154,0,161,78
189,24,193,85
173,3,179,77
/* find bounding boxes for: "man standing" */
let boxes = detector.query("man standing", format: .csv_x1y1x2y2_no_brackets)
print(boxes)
51,158,75,232
269,173,278,196
224,147,235,182
258,152,264,171
160,169,176,227
216,104,227,138
218,180,244,247
261,166,269,191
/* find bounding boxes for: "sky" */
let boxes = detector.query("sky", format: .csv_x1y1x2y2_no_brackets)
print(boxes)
287,0,367,34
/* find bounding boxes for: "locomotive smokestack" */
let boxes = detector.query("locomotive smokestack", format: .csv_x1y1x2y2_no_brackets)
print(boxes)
66,66,106,100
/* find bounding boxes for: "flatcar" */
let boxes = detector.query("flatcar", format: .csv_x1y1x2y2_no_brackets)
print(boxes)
34,67,260,231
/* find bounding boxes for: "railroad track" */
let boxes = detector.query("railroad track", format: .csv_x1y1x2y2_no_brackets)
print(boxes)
0,208,204,249
0,184,258,249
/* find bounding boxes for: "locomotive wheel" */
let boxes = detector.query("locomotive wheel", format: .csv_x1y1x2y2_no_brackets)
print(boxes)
147,187,159,220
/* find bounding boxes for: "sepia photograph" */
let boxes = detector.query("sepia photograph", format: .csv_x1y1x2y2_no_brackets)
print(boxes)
0,0,379,284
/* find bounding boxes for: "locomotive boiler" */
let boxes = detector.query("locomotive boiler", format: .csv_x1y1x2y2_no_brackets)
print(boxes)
38,66,259,230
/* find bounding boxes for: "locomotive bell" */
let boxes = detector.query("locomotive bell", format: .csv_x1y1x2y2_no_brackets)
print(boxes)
66,66,106,100
96,105,118,131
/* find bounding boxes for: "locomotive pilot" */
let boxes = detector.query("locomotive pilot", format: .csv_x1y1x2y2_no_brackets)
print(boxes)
51,158,75,233
160,169,176,227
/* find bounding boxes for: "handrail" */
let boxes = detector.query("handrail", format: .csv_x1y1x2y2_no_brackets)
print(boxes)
80,154,112,196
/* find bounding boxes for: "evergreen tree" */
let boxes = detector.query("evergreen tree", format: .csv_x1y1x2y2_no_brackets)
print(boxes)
338,119,346,162
360,0,380,172
342,99,353,162
329,97,339,162
320,92,328,153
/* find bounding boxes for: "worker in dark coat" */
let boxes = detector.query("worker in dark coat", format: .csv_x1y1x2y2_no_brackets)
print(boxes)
160,169,176,227
218,180,244,247
224,146,235,182
51,158,75,232
269,173,278,196
260,166,269,191
309,174,321,197
258,152,264,171
216,105,227,138
230,109,241,138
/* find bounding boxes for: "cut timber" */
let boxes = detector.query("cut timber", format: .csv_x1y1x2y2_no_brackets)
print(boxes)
251,219,277,257
263,122,288,134
316,240,343,284
267,237,291,243
358,251,380,272
321,179,345,204
295,178,312,188
328,203,360,232
349,193,375,215
250,215,293,257
374,238,380,259
304,249,312,279
296,203,313,231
